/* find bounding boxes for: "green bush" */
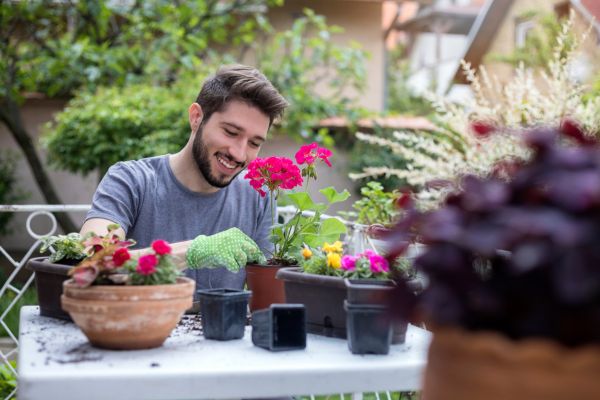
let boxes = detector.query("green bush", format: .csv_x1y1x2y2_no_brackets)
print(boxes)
257,9,368,146
0,360,16,400
0,151,26,235
43,82,196,177
0,278,38,338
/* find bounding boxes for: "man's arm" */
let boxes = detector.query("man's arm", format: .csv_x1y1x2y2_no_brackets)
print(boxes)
80,218,126,239
81,217,192,270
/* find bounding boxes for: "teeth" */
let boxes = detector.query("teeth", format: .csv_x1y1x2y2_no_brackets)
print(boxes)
217,156,236,169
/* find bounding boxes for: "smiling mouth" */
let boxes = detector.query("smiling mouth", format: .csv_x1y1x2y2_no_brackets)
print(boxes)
216,154,240,170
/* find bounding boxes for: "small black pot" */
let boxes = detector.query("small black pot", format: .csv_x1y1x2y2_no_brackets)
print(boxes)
27,256,81,321
344,300,392,355
197,288,251,341
251,304,306,351
345,278,409,344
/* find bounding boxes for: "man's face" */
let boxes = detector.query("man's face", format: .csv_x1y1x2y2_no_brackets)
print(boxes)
192,100,270,188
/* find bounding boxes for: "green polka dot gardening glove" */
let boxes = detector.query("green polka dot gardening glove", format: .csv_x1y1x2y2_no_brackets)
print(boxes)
186,228,266,272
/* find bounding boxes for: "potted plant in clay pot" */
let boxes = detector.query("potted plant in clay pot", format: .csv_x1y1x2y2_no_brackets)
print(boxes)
243,142,350,311
386,124,600,400
61,225,195,350
277,241,419,342
27,233,88,320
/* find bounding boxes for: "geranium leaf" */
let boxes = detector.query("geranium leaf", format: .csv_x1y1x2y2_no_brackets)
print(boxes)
320,187,351,204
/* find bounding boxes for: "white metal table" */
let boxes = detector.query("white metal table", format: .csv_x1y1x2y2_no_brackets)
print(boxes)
17,306,431,400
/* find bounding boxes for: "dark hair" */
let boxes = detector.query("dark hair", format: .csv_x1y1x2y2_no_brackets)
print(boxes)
195,64,288,126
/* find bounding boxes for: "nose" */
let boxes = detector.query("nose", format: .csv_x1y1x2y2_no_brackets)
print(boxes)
228,140,247,164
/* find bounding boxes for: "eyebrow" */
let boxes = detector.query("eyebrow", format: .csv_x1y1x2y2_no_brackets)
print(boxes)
222,122,244,132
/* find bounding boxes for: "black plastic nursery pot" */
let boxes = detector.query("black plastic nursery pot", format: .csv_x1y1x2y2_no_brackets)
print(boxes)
197,288,251,341
344,300,392,355
27,256,80,321
251,304,306,351
345,279,409,344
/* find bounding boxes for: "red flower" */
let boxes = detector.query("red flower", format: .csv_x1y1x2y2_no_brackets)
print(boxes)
136,254,158,275
112,247,131,267
151,239,172,255
295,142,332,167
470,120,496,138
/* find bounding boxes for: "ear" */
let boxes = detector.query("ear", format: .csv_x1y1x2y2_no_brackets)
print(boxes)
188,103,204,133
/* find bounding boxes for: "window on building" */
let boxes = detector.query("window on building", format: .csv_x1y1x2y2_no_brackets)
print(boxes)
515,19,536,48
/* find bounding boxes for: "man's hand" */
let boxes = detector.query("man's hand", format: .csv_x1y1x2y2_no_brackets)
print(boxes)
186,228,266,272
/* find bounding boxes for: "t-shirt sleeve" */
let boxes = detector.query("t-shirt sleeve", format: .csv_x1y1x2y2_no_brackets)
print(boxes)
85,162,143,235
255,191,274,256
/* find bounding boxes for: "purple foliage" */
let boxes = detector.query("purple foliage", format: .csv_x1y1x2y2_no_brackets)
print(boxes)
388,124,600,347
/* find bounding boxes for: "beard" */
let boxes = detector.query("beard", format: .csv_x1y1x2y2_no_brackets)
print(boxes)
192,125,245,188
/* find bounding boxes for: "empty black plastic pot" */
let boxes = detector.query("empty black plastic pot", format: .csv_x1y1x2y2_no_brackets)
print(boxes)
251,304,306,351
344,300,392,355
197,288,251,340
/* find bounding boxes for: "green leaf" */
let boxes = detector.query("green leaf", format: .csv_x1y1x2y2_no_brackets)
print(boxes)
319,187,351,204
301,217,346,247
287,192,327,212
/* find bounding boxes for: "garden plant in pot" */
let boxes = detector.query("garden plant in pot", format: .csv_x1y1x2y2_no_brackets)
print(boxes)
386,124,600,400
277,240,418,342
28,233,87,320
341,181,403,255
243,142,350,311
61,225,195,350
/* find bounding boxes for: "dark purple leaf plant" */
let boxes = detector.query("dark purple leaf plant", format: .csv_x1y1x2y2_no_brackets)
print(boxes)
387,122,600,347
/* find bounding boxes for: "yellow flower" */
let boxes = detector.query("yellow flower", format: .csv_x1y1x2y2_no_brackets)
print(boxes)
322,241,343,254
326,252,341,269
302,247,313,259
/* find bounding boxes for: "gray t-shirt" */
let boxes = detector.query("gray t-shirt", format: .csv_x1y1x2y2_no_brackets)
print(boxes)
86,155,273,291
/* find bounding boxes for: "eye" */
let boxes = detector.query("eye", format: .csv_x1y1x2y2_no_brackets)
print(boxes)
250,141,262,149
224,129,237,137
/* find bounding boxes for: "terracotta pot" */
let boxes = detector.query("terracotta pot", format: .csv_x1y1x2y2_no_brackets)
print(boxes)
422,327,600,400
245,263,288,312
27,256,80,321
61,277,195,350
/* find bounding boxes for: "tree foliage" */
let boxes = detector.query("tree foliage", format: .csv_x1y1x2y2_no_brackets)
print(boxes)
43,8,369,176
1,0,281,231
256,9,368,145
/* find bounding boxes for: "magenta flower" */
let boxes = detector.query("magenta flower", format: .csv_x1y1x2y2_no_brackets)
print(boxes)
368,253,389,274
151,239,172,255
295,142,333,167
244,156,303,197
341,255,357,271
137,254,158,275
112,247,131,267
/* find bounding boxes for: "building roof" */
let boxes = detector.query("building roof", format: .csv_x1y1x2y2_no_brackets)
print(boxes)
451,0,515,84
572,0,600,36
317,116,437,131
452,0,600,85
394,5,480,35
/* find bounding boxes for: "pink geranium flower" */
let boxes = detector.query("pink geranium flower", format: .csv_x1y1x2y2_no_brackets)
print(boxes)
151,239,172,255
295,142,332,167
341,255,357,271
137,254,158,275
244,156,303,197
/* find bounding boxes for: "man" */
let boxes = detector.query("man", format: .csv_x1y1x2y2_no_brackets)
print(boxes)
81,65,288,290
